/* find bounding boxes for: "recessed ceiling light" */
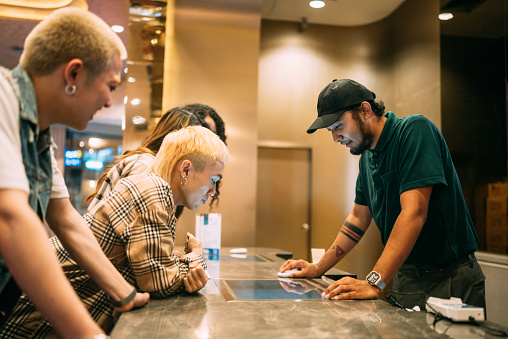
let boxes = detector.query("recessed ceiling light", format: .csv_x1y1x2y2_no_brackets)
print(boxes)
111,25,124,33
309,0,325,9
132,115,146,125
439,13,453,21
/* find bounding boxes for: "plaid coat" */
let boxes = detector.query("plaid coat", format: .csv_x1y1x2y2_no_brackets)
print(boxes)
1,173,206,337
88,153,154,210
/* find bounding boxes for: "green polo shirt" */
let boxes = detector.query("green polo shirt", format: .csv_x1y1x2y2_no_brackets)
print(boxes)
355,112,478,267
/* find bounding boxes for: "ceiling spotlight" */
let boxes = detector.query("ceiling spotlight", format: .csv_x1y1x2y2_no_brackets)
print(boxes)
88,137,103,149
111,25,124,33
132,116,148,130
132,116,146,125
309,0,325,9
439,13,453,21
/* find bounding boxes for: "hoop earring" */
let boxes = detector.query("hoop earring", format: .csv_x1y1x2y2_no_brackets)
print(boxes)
181,177,188,186
65,85,76,96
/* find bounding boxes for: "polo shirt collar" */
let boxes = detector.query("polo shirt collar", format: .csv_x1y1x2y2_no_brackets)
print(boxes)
372,111,397,153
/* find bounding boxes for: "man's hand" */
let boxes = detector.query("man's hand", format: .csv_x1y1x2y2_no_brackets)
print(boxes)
321,277,380,300
279,259,320,278
184,262,208,293
185,232,202,255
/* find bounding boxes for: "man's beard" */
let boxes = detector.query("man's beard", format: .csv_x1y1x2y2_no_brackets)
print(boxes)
350,117,373,155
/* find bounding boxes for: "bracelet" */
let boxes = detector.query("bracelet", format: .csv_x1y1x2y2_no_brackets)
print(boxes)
110,286,136,308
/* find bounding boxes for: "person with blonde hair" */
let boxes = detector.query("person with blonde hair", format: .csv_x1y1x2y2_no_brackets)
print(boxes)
2,126,230,336
86,107,206,210
0,7,148,338
183,103,227,210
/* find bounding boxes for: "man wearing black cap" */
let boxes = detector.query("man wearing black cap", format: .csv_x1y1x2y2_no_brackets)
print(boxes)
279,79,485,310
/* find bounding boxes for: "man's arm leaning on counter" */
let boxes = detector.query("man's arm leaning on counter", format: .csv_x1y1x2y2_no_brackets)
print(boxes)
322,185,432,300
46,197,150,311
280,203,373,277
0,189,104,338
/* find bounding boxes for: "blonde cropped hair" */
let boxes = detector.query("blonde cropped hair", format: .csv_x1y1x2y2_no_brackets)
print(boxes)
149,126,230,183
20,7,127,82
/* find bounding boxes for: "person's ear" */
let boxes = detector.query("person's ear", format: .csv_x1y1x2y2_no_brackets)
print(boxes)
63,58,84,88
360,101,372,120
180,159,192,178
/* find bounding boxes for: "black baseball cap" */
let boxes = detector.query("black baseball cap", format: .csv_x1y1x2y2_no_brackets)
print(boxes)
307,79,376,134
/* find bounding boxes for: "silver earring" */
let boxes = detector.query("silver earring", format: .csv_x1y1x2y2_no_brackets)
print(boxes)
65,85,76,96
181,177,188,186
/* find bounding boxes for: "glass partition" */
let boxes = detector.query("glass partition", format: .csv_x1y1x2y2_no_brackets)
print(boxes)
123,0,167,151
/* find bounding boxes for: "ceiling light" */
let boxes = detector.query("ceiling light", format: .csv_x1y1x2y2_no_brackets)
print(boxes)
132,116,146,125
131,98,141,106
309,0,325,9
439,13,453,21
132,116,148,130
128,77,136,83
111,25,124,33
88,137,104,149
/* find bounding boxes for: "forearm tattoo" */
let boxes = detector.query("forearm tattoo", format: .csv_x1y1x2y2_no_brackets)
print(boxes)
330,245,346,258
340,221,365,244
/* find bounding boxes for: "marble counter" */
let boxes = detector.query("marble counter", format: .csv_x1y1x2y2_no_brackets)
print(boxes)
110,248,507,338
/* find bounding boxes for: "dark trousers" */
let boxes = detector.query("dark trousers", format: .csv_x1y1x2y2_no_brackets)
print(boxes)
392,253,486,312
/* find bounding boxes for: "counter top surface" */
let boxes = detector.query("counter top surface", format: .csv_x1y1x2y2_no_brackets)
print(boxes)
111,247,506,338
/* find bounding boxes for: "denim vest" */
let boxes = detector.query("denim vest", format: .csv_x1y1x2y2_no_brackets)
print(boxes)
12,66,53,219
0,66,53,316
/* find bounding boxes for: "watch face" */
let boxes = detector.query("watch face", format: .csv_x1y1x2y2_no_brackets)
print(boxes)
366,271,380,284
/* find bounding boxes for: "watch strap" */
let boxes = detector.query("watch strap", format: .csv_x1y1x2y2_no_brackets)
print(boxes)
110,286,136,308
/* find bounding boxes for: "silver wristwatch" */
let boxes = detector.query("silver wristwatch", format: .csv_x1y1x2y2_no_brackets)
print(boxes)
366,271,386,290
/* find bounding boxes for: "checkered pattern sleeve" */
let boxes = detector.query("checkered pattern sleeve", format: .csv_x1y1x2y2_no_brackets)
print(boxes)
89,154,154,210
91,173,206,299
